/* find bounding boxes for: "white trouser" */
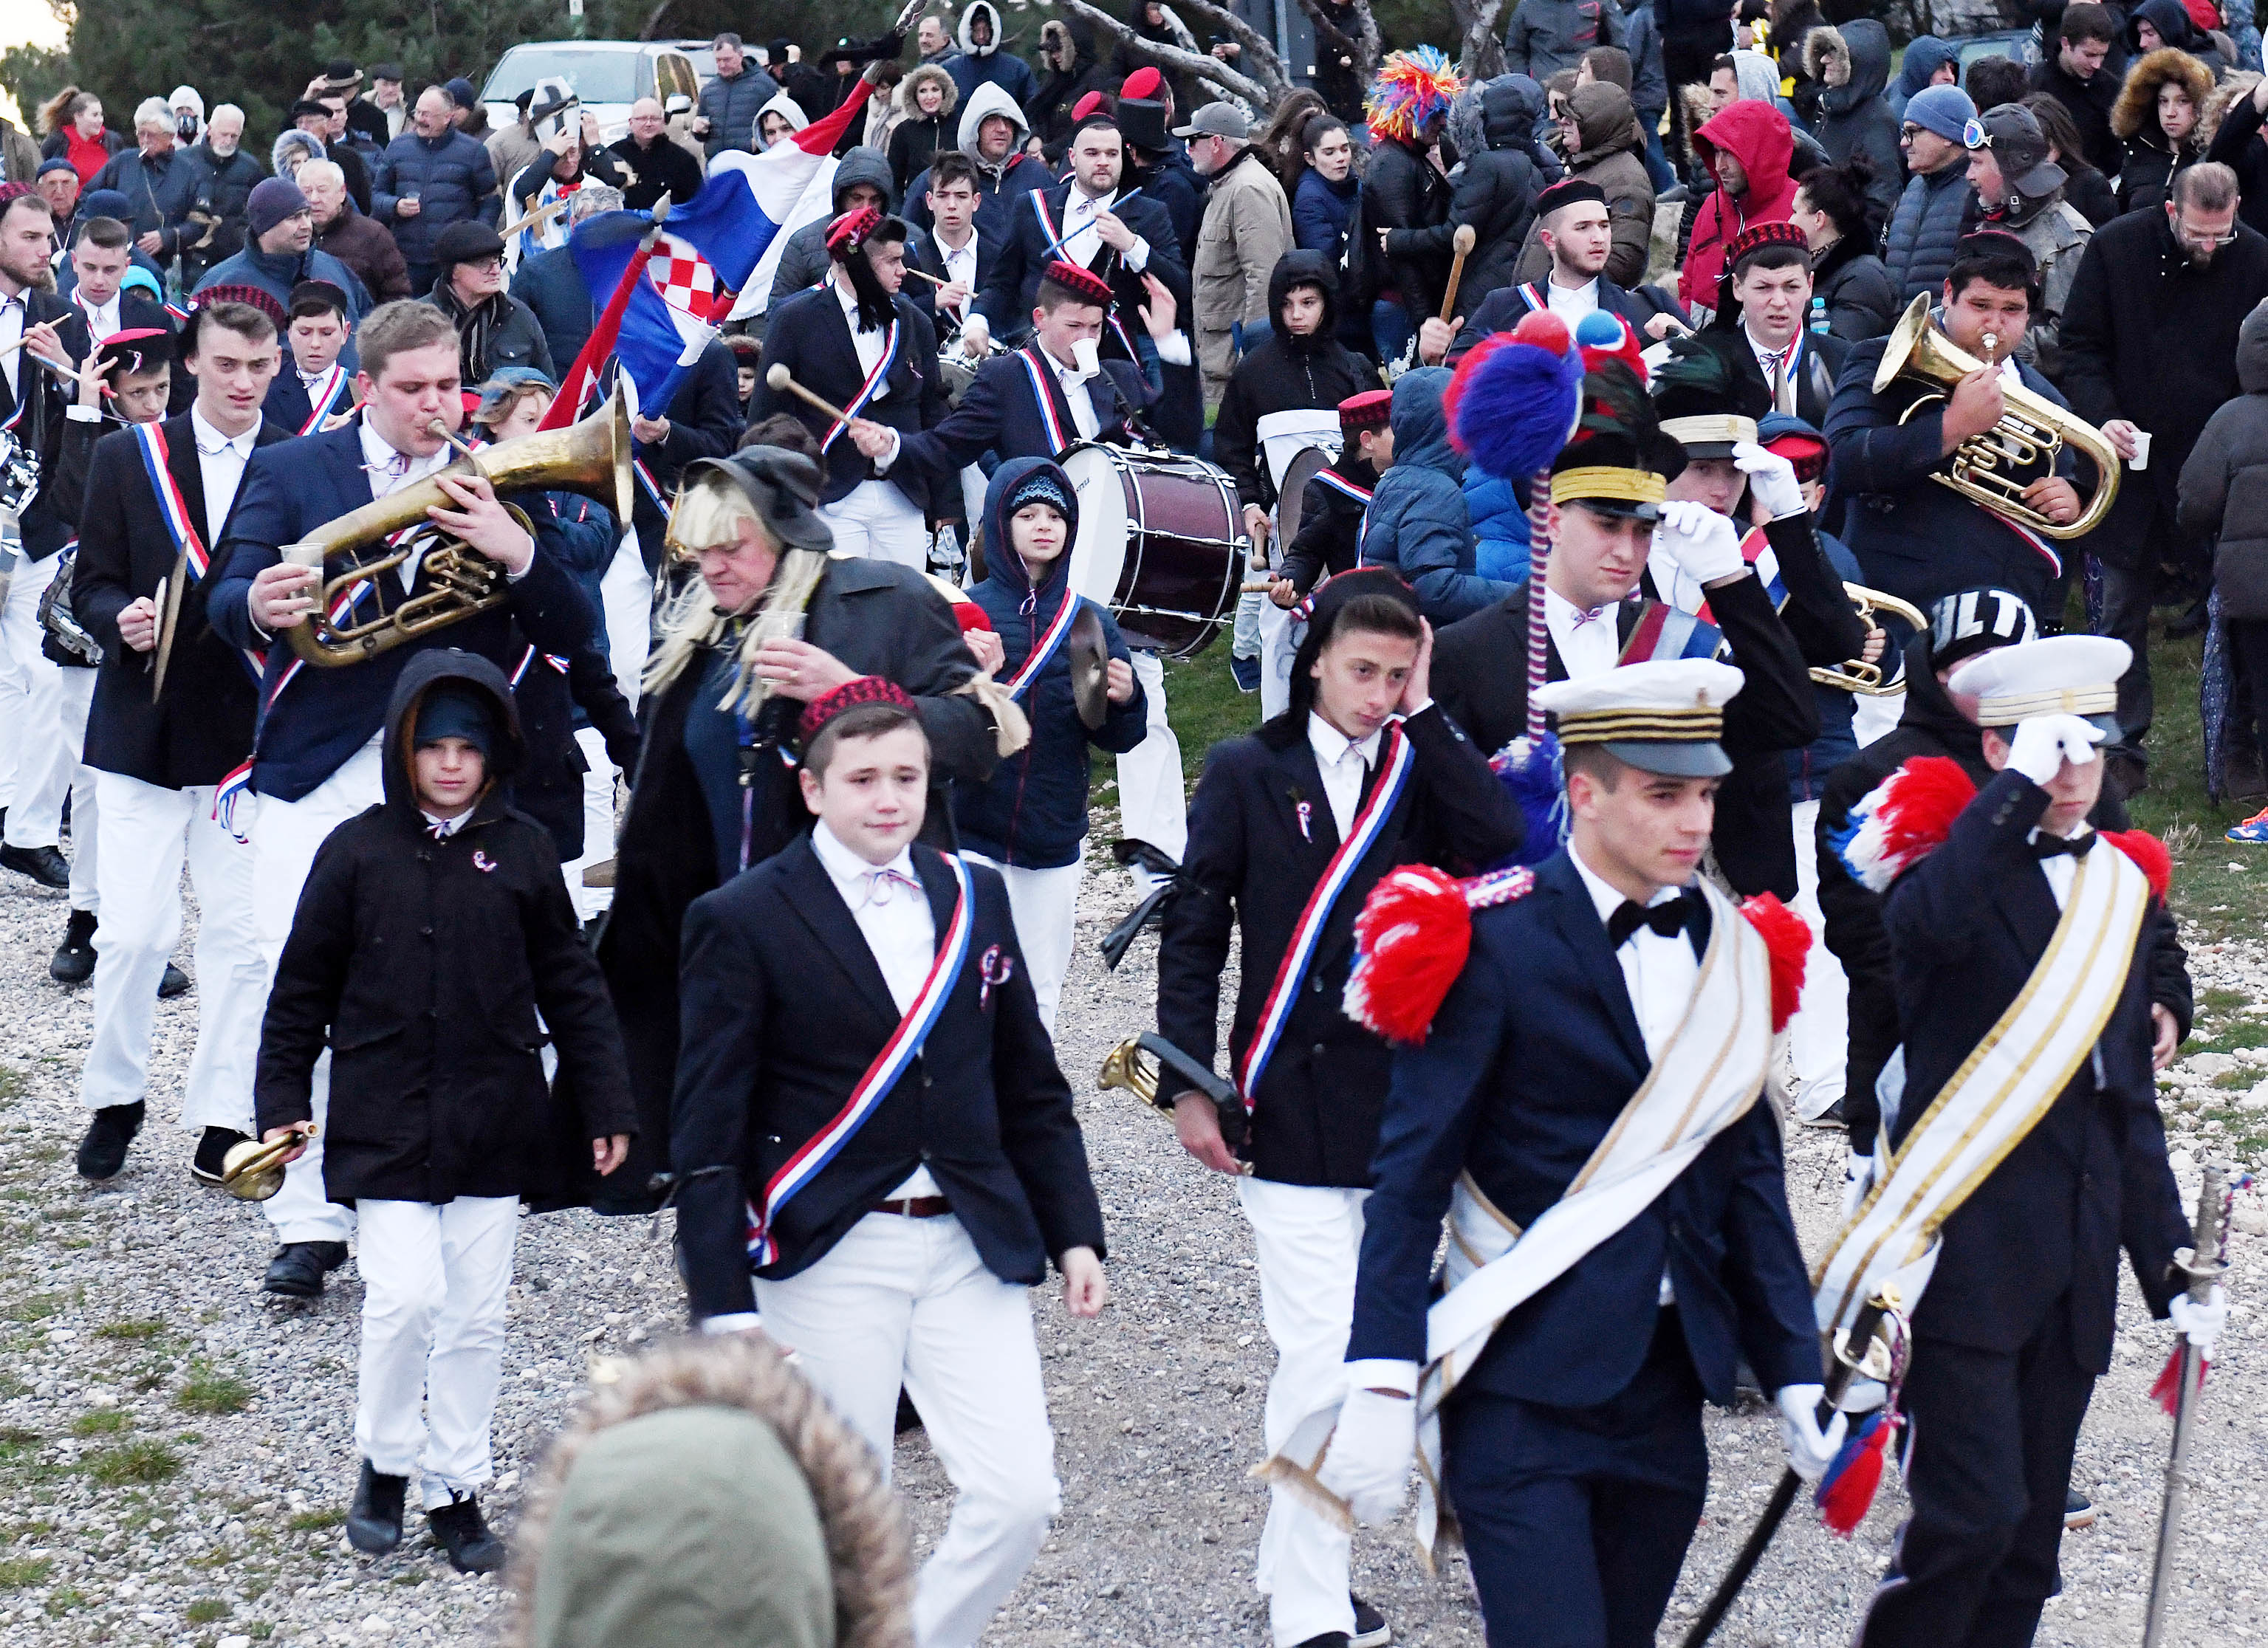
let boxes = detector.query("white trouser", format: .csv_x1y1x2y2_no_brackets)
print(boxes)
253,738,386,1245
1259,600,1303,723
757,1212,1061,1648
1852,689,1902,749
1787,797,1850,1122
603,530,651,708
354,1196,520,1507
58,667,96,910
563,726,617,921
1237,1177,1368,1648
0,547,19,808
962,850,1082,1034
79,772,262,1127
0,550,69,845
818,479,930,570
1114,650,1185,887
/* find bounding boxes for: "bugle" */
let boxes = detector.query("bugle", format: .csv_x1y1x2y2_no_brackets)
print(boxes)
1809,583,1928,696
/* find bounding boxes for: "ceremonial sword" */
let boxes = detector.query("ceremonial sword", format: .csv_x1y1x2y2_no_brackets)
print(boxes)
2141,1158,2236,1648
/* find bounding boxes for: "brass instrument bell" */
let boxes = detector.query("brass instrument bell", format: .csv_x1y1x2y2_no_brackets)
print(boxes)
1809,584,1930,696
1097,1035,1165,1110
219,1124,317,1201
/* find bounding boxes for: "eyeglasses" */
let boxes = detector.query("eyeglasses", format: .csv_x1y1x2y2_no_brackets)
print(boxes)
1899,124,1923,140
2173,216,2239,247
463,255,504,273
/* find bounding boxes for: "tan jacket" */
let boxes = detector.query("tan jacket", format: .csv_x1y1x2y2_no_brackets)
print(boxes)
1194,145,1293,393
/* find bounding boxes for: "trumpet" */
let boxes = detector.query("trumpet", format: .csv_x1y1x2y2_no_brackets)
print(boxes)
1809,583,1928,696
1872,294,2119,541
278,393,633,667
218,1123,316,1201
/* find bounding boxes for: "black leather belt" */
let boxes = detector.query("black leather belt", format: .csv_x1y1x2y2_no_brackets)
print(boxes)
873,1195,953,1218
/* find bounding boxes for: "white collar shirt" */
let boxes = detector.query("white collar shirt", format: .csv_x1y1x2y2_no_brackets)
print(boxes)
1044,346,1102,441
1745,323,1801,413
189,405,259,546
357,420,456,589
832,272,889,381
1545,275,1599,322
76,288,120,343
937,230,979,315
1544,586,1621,679
0,287,24,399
1306,712,1384,840
1062,186,1150,272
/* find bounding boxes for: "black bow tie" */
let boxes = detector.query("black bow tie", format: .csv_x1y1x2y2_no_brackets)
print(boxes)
2033,831,2096,861
1608,896,1692,949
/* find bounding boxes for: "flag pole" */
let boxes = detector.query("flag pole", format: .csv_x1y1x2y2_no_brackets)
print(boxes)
536,194,674,432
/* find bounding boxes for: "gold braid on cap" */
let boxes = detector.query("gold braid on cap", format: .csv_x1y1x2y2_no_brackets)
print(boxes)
1658,413,1758,447
1976,684,2119,724
1549,466,1668,507
1552,706,1724,744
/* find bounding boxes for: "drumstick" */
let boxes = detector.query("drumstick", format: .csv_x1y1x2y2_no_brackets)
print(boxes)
902,267,949,286
1439,224,1477,326
767,363,855,426
498,193,574,243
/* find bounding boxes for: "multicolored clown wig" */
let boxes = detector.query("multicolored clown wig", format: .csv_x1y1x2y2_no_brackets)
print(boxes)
1365,47,1465,142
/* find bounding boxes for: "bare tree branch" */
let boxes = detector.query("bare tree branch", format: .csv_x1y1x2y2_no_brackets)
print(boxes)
639,0,683,41
1165,0,1290,97
1293,0,1380,86
1058,0,1274,105
1452,0,1507,80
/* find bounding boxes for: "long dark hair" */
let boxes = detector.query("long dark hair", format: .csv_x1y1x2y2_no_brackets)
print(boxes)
1255,88,1332,192
1795,156,1882,246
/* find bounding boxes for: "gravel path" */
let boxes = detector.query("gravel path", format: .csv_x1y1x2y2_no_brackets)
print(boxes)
0,847,2261,1647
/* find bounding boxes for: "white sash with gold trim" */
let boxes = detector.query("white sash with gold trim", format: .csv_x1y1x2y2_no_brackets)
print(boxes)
1258,878,1775,1562
1813,841,2151,1336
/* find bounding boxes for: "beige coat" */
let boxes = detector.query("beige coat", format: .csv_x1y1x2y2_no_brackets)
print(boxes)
1194,145,1293,400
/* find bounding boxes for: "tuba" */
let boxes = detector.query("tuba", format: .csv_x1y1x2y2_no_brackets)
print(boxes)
1809,583,1929,696
1871,293,2120,541
279,392,634,667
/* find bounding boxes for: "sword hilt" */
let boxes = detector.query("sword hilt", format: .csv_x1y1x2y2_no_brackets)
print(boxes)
2176,1160,2233,1305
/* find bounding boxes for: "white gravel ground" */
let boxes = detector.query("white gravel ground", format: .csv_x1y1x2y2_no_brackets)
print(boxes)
0,842,2261,1647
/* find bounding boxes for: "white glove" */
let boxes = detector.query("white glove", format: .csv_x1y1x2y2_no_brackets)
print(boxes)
1776,1384,1849,1484
2170,1284,2230,1362
1733,439,1807,520
1841,1151,1876,1220
1654,499,1747,585
1316,1387,1418,1526
2004,713,2106,786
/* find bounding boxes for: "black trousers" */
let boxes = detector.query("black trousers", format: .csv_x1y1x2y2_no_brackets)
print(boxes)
1442,1308,1710,1648
1855,1302,2098,1648
2097,504,2208,751
2225,617,2268,761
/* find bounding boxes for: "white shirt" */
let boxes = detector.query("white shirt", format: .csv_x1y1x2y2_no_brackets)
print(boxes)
1744,323,1800,412
419,808,472,838
0,286,24,399
1569,842,1695,1305
811,820,942,1201
1544,587,1621,679
832,271,890,382
1049,348,1103,442
1545,275,1599,323
936,229,979,315
359,420,457,590
75,288,120,343
190,405,259,546
1061,187,1149,272
1306,712,1384,840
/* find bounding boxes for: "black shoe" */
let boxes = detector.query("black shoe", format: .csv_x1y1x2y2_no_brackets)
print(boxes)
346,1460,407,1555
2166,598,2210,639
1291,1637,1350,1648
428,1494,507,1573
1229,652,1262,693
0,843,69,888
191,1127,251,1187
2065,1488,2095,1529
75,1101,144,1180
48,908,95,985
1801,1097,1849,1130
263,1240,349,1298
158,962,190,999
1351,1593,1391,1648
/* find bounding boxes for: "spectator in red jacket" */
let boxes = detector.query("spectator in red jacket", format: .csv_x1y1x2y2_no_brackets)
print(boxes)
1679,97,1799,312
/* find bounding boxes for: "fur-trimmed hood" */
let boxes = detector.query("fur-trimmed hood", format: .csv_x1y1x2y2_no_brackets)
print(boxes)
1806,18,1891,113
2112,45,2217,142
958,0,1010,58
896,63,959,119
1039,18,1083,72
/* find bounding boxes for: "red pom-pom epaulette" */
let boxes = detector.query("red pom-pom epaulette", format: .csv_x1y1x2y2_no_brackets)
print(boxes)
1738,891,1810,1034
2100,828,2172,903
1343,864,1535,1046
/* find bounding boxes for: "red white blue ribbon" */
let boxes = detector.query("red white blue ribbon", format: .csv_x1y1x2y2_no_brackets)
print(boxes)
1990,511,2062,578
1003,589,1080,701
1017,347,1072,457
746,854,973,1266
294,365,351,436
820,321,901,453
1618,600,1724,664
212,758,254,843
132,422,266,687
1238,722,1416,1105
1314,470,1374,507
508,643,570,687
1027,190,1144,361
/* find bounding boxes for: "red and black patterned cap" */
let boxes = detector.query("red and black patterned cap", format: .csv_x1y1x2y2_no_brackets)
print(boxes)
1726,219,1811,274
826,204,883,253
1338,388,1392,436
97,327,172,377
798,675,919,745
1041,260,1114,308
190,284,289,328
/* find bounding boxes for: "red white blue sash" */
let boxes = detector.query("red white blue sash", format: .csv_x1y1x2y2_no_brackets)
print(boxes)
1239,722,1416,1105
1004,588,1080,700
746,854,975,1266
212,758,254,842
1988,511,2062,579
1028,190,1143,360
1017,347,1073,457
508,644,569,687
1518,282,1547,313
1313,470,1373,507
820,321,901,453
1617,600,1724,664
131,422,267,688
633,457,670,514
293,365,350,436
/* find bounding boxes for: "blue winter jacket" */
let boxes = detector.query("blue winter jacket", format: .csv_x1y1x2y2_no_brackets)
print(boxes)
1465,470,1534,585
1882,163,1975,303
951,457,1151,870
373,129,501,267
1360,368,1514,623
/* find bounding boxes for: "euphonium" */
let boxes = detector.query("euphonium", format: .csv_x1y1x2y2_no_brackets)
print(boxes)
1809,583,1930,696
279,392,634,667
1871,293,2120,541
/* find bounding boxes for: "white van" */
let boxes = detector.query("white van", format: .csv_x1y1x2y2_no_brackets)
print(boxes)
479,41,713,143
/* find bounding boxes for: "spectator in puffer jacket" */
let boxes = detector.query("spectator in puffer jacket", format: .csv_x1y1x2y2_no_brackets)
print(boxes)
1882,84,1978,301
2113,45,2214,214
2179,300,2268,799
185,106,263,284
953,458,1148,1031
888,66,957,197
374,87,501,296
1519,80,1653,287
1679,97,1798,309
1888,34,1961,123
1453,80,1551,301
1358,367,1512,622
1794,157,1899,339
1507,0,1631,80
1802,21,1902,226
693,32,782,159
948,1,1040,110
304,159,411,303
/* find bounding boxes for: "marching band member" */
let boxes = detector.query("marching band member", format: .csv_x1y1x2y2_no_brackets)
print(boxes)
206,298,602,1297
952,458,1147,1031
1301,656,1837,1648
69,301,286,1185
595,447,1001,1209
1822,634,2213,1647
748,206,946,571
1822,232,2084,617
262,279,357,434
669,679,1105,1648
1271,389,1391,605
1436,178,1684,367
1158,566,1520,1648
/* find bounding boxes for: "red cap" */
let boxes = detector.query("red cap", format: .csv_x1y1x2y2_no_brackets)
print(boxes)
1338,388,1392,436
1725,219,1811,272
1072,89,1109,123
1120,66,1164,101
191,283,289,327
798,676,918,746
826,205,883,253
1041,260,1114,308
1763,428,1830,483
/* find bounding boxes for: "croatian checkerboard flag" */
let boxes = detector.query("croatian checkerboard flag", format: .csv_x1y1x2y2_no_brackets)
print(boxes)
563,85,868,416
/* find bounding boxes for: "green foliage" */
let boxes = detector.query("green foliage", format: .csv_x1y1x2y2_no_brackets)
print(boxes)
286,1508,343,1531
185,1599,231,1624
84,1439,180,1485
177,1364,253,1416
96,1319,169,1343
0,1555,51,1589
67,1410,129,1438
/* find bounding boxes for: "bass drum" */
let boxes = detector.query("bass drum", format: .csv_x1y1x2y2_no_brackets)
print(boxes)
1061,443,1247,660
1272,447,1332,556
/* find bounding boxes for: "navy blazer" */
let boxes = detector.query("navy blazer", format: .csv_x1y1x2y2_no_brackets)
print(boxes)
670,837,1107,1319
897,343,1152,476
4,287,78,560
1446,277,1681,365
205,420,599,802
1159,704,1524,1187
748,284,945,513
908,227,1004,347
976,181,1191,356
1347,848,1820,1408
261,368,356,438
74,412,292,789
1883,769,2190,1369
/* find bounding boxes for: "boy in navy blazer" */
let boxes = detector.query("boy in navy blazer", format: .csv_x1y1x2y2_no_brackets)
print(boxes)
671,679,1106,1648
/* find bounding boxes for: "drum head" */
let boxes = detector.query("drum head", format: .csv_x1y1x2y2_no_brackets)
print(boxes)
1061,444,1131,613
1256,409,1343,494
1274,447,1332,554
